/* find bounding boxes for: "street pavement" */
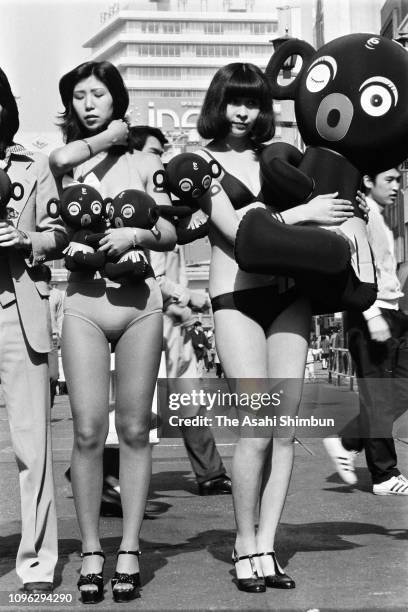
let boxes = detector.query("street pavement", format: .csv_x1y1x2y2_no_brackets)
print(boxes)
0,369,407,611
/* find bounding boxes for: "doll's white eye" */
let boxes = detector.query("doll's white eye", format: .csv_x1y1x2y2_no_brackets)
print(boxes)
306,56,337,93
91,201,102,215
68,202,80,216
202,175,211,190
359,77,397,117
121,204,134,219
179,178,193,192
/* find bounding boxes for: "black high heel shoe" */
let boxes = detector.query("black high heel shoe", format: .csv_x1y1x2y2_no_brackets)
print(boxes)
259,551,295,589
77,551,105,604
111,550,141,602
232,549,266,593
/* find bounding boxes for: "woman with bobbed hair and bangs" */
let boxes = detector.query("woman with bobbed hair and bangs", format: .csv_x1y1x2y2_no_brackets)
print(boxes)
196,62,356,593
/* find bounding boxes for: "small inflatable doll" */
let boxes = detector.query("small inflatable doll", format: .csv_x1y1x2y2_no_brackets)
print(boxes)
104,189,159,282
153,152,221,244
0,168,24,257
47,183,107,271
235,34,408,313
0,168,24,218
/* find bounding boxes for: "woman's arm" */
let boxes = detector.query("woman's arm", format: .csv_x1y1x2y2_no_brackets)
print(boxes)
49,120,129,177
198,182,240,245
281,192,354,225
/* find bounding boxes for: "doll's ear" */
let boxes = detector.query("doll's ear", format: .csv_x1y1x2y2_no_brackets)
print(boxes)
209,160,221,179
265,38,315,100
47,198,61,219
11,181,24,201
153,169,167,191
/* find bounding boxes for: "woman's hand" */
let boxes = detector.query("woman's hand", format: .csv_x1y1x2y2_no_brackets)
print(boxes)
0,221,31,249
98,227,135,257
301,192,354,225
106,119,129,146
356,190,369,222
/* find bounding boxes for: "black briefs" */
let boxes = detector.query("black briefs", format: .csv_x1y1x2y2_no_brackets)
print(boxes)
211,283,298,333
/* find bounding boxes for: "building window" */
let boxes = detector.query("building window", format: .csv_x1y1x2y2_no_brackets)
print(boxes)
141,22,159,34
163,22,182,33
128,89,204,100
204,22,224,34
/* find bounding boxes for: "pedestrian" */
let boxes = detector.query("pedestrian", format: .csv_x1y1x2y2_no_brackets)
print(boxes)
50,61,176,603
195,62,357,593
189,320,209,378
0,67,68,594
44,265,64,407
324,167,408,495
214,348,223,378
320,333,330,369
305,346,316,380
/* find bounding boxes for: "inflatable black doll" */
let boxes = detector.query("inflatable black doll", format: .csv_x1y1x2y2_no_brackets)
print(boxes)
47,183,107,271
104,188,159,282
235,34,408,313
154,152,220,244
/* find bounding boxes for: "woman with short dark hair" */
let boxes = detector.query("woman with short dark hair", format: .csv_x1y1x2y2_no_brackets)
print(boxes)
196,62,355,593
50,61,176,604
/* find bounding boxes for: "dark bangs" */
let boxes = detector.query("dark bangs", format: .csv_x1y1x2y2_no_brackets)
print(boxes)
197,63,275,144
224,64,271,111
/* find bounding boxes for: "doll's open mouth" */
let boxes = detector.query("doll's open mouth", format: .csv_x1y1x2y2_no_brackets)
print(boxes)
316,93,354,141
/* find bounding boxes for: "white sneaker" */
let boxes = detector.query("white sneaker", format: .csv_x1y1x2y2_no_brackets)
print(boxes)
373,475,408,496
323,437,358,485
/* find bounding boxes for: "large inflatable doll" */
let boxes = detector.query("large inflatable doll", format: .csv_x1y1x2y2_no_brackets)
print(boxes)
234,34,408,313
154,152,220,244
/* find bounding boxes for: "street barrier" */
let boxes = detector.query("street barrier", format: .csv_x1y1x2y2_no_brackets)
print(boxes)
328,348,356,390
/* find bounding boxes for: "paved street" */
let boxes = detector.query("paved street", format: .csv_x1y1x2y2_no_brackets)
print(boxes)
0,375,407,611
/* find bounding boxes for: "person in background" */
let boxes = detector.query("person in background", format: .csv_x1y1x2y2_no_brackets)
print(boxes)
305,345,316,380
128,125,168,157
324,167,408,496
320,333,330,370
44,265,64,407
190,320,209,378
0,67,67,594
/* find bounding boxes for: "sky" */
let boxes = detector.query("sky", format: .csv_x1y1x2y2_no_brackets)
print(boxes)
0,0,108,138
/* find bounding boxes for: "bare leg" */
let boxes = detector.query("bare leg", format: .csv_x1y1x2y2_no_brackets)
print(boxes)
61,315,110,584
214,310,269,578
257,297,311,576
114,312,163,583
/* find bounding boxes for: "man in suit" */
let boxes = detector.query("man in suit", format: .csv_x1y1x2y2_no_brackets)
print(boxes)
0,67,68,593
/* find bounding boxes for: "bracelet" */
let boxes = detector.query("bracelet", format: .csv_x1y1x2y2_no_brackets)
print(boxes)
131,228,138,249
81,139,93,158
